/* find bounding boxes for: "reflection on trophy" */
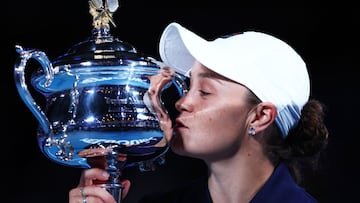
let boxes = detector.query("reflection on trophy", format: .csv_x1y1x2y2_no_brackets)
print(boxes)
13,1,187,202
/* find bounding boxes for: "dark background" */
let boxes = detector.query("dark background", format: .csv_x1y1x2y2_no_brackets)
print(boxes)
3,1,358,203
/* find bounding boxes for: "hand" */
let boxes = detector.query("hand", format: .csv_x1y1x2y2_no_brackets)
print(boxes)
69,168,131,203
145,67,175,143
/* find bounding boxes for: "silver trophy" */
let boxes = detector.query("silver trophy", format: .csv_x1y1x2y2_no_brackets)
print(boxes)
13,1,187,202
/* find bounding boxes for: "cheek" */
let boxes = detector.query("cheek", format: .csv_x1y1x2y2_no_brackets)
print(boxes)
171,92,250,156
209,107,248,140
192,111,224,137
205,107,245,135
171,113,222,156
187,109,245,153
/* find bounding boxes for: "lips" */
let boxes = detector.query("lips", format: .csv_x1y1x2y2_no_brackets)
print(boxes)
174,118,186,130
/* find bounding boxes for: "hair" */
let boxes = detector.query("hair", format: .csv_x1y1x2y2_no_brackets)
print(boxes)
246,92,329,184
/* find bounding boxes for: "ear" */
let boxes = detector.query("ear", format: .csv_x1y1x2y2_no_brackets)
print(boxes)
249,102,277,133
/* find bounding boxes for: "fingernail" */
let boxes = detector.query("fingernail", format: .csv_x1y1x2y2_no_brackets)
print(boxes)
102,171,109,177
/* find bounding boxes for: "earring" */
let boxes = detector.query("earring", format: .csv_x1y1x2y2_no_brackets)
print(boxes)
249,127,256,136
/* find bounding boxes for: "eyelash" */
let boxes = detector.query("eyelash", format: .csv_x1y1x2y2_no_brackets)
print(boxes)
199,90,210,96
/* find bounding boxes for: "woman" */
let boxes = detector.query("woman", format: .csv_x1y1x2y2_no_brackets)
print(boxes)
69,22,328,203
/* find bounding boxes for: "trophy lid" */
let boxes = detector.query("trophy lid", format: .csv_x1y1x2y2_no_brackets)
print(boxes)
52,0,159,68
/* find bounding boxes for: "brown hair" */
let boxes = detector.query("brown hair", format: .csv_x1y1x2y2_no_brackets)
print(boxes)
247,91,329,184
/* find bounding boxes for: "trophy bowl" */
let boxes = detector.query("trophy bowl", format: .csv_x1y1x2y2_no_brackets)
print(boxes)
13,1,187,202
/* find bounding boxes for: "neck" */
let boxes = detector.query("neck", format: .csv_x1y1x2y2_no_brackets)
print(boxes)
206,141,274,203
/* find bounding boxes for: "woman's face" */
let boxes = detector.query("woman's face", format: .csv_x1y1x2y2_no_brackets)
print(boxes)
172,61,254,162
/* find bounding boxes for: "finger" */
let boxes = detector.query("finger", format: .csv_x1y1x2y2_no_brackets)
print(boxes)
71,186,116,203
69,187,81,203
86,186,116,203
121,179,131,199
80,168,110,186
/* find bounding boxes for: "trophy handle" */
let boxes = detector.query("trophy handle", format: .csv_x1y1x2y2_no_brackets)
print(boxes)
14,45,54,135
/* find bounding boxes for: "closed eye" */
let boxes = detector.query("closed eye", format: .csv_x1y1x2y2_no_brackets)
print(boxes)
199,90,210,96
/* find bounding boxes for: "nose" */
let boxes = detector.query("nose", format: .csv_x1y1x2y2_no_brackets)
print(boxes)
175,94,190,112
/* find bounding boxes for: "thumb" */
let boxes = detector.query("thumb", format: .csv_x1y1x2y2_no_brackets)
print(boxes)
121,179,131,199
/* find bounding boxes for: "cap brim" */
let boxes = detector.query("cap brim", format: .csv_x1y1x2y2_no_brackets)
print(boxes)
159,22,208,76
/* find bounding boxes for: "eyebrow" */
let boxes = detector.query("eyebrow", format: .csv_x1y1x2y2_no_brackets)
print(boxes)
190,70,220,78
190,71,226,84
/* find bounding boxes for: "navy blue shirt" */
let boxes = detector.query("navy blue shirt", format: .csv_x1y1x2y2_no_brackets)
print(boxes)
139,162,318,203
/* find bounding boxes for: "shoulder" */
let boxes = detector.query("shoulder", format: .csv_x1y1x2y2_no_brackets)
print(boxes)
251,163,318,203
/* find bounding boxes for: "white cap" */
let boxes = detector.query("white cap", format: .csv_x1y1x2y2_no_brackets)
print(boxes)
159,22,310,138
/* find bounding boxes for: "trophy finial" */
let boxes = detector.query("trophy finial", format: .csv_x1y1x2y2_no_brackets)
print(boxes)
89,0,119,29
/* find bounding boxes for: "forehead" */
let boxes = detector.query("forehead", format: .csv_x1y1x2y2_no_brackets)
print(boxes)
190,64,226,79
189,63,238,84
